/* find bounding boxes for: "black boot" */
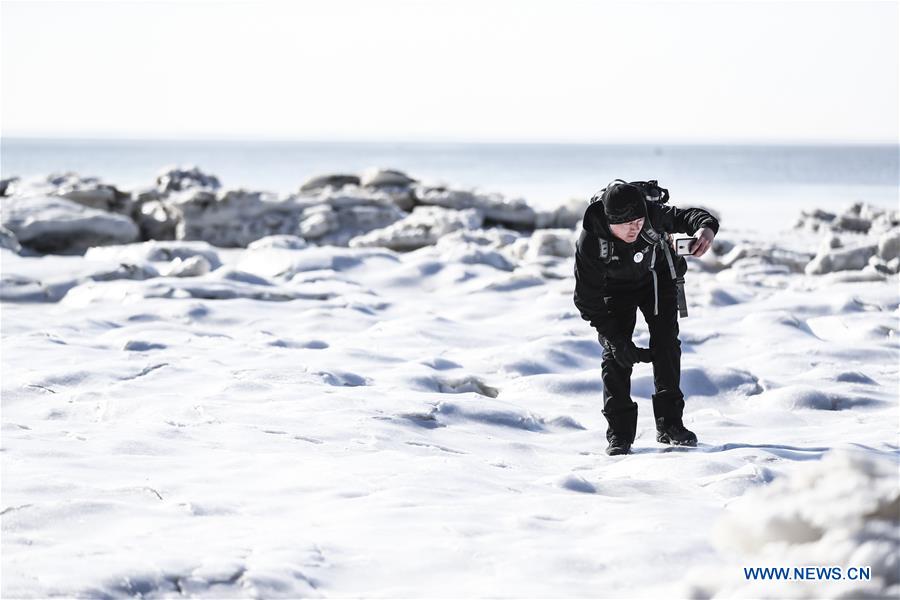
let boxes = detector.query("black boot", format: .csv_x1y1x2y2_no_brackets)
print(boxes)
606,433,631,456
652,393,695,446
655,416,697,446
602,402,638,456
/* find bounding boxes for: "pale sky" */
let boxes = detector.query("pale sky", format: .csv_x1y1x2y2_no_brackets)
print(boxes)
1,0,898,143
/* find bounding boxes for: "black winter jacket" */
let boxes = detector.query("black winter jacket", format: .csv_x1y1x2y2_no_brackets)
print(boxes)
573,200,719,336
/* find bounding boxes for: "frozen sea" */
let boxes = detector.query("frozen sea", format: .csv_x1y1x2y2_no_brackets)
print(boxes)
1,139,898,598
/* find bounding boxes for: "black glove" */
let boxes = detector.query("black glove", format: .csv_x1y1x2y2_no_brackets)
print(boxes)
633,345,653,364
598,335,638,369
598,334,641,370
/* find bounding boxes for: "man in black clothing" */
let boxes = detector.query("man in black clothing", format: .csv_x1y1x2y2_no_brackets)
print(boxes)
573,182,719,455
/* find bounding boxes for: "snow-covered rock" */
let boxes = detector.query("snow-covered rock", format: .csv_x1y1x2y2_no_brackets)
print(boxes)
306,198,407,246
0,225,22,254
371,186,417,212
0,176,19,196
155,165,221,193
876,228,900,262
0,169,592,252
793,208,836,232
817,233,842,254
130,185,165,205
139,183,409,248
247,234,309,250
511,229,577,261
171,189,306,247
135,199,180,241
160,255,212,277
297,204,338,239
320,171,417,212
350,206,483,251
888,257,900,273
535,197,588,229
795,202,899,235
718,241,811,273
60,185,129,214
4,172,133,215
834,213,871,233
417,187,537,229
298,173,360,194
1,195,140,254
360,168,417,189
805,243,878,275
866,254,898,275
870,211,900,235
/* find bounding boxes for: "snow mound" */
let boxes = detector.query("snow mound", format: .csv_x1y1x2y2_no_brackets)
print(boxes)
500,371,603,399
59,276,333,306
236,245,399,280
0,258,160,302
160,255,211,277
2,195,139,254
433,234,516,271
85,240,223,269
632,366,762,399
407,374,499,398
512,228,577,261
557,474,598,494
433,398,546,432
751,384,882,411
681,450,899,599
246,234,309,250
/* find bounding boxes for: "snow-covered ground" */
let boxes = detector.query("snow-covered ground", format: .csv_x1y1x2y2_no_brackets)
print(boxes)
2,199,898,598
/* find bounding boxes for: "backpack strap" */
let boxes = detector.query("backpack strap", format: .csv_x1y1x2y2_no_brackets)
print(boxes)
643,221,689,318
597,235,617,263
638,210,675,280
640,226,660,244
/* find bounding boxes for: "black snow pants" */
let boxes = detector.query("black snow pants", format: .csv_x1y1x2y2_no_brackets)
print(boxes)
600,276,685,439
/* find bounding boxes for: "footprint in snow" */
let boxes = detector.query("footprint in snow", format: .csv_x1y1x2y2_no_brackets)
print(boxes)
124,340,167,351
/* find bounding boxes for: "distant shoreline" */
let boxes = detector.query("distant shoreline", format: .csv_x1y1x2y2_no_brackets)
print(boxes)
3,142,897,234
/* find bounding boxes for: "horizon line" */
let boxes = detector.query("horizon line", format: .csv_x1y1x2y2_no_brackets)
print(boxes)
2,134,898,148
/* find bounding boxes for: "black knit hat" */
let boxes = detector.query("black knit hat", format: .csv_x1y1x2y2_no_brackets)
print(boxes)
603,184,646,224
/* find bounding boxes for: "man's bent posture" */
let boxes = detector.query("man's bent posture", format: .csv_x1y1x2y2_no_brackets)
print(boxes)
573,181,719,455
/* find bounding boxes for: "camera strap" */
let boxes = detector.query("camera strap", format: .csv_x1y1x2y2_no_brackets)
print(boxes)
658,238,688,318
650,247,659,316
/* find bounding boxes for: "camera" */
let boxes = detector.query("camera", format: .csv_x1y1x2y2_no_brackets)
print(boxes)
675,237,695,256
